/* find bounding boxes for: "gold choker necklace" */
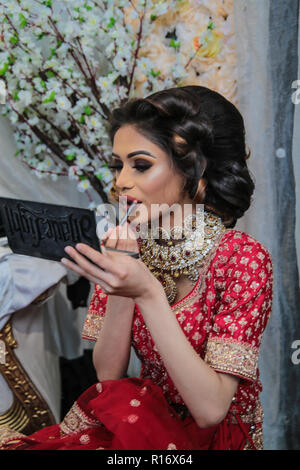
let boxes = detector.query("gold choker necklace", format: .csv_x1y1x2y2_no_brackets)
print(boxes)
139,208,226,305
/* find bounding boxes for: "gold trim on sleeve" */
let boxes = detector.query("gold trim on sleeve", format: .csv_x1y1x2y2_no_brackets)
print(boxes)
204,337,258,382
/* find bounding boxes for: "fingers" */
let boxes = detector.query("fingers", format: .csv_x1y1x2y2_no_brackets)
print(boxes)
61,257,111,292
63,245,118,283
101,226,120,249
102,224,139,253
101,227,114,245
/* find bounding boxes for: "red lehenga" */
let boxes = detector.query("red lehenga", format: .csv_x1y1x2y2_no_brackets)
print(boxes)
0,229,273,450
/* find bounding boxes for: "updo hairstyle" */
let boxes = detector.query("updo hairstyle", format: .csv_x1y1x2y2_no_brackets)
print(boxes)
108,85,254,228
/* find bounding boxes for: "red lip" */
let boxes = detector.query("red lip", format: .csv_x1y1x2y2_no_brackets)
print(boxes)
119,195,142,203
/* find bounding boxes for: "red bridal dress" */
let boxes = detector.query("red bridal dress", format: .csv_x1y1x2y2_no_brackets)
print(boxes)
0,229,273,450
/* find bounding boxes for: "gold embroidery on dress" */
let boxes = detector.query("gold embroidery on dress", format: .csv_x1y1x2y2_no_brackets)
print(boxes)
0,426,26,448
243,426,264,450
229,400,264,450
0,319,56,436
204,336,258,382
60,402,101,436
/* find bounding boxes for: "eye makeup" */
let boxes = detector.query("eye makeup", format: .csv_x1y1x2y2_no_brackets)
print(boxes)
108,158,152,173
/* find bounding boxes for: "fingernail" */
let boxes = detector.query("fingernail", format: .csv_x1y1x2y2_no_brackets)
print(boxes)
61,258,68,264
64,246,71,254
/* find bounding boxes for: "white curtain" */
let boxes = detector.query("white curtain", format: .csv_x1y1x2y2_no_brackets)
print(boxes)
234,0,300,450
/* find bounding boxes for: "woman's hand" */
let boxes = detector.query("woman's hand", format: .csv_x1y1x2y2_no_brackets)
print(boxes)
101,222,139,254
61,223,162,303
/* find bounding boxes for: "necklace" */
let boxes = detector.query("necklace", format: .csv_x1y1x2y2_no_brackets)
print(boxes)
139,208,226,305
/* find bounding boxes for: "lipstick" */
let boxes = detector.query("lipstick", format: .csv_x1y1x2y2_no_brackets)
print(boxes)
101,201,140,258
119,200,138,226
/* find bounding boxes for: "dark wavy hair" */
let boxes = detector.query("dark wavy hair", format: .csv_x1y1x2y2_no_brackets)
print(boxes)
108,85,254,228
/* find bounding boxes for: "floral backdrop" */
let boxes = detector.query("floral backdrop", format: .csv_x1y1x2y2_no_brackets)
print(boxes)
0,0,236,208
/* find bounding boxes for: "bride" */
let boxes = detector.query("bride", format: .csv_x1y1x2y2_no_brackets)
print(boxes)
0,85,273,450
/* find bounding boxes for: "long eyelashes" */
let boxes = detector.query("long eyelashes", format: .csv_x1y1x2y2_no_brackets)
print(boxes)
107,164,151,173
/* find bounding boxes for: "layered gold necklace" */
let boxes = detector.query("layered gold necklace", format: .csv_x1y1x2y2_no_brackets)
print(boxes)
139,207,226,305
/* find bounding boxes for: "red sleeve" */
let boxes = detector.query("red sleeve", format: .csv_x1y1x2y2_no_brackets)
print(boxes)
204,231,274,383
82,284,108,341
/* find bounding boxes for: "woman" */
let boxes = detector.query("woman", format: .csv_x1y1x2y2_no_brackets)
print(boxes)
0,86,273,450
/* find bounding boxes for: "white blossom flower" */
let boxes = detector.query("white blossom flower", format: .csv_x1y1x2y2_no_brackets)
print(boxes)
86,115,102,130
35,143,47,154
21,0,35,10
113,55,128,76
28,116,39,126
95,167,113,184
1,0,237,202
77,179,91,192
137,57,153,75
18,90,32,107
76,153,91,169
44,156,54,169
56,95,72,111
96,72,119,92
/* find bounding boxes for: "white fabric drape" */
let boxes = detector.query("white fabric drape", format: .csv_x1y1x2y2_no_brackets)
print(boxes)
233,0,300,450
293,5,300,275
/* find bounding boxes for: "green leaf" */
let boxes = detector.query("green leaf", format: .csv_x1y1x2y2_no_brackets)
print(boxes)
19,13,27,28
84,2,92,10
8,55,16,65
107,17,116,28
83,105,92,115
37,32,46,40
43,0,52,7
67,68,73,75
150,14,157,21
96,173,103,180
207,21,215,30
79,115,85,124
42,90,56,103
9,35,19,45
13,91,19,101
40,80,47,90
170,39,181,49
0,62,9,76
65,153,76,161
48,48,57,60
150,69,161,77
46,70,55,78
79,175,87,181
